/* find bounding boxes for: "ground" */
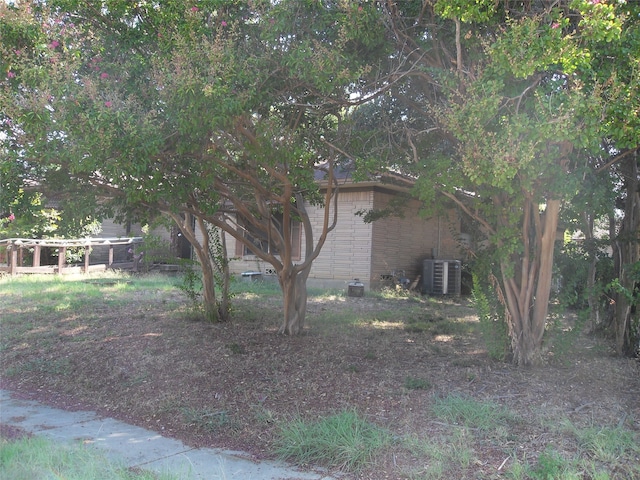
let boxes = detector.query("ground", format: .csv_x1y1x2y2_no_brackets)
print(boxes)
1,277,638,479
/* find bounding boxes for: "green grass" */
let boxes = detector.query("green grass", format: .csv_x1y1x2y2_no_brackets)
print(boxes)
402,395,517,479
505,420,640,480
405,398,638,480
273,409,392,473
0,272,179,312
577,426,639,463
564,421,640,464
0,272,175,320
431,394,516,431
5,357,71,377
0,435,179,480
404,429,475,479
404,375,432,390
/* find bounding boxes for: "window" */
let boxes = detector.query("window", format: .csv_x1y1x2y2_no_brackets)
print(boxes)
236,213,301,261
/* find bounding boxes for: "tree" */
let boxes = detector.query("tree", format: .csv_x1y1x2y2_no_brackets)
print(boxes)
364,0,632,364
550,0,640,354
0,1,387,331
582,1,640,355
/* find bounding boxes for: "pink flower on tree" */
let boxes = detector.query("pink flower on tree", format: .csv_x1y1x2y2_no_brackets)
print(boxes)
8,213,15,222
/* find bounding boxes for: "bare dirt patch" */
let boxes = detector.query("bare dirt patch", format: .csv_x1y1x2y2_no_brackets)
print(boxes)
1,277,638,479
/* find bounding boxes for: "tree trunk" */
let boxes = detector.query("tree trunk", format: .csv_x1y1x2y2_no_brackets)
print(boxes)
531,199,560,346
216,226,232,322
168,212,232,323
186,219,219,322
502,199,561,366
198,254,219,322
612,152,640,355
278,264,311,335
582,212,601,330
194,217,231,322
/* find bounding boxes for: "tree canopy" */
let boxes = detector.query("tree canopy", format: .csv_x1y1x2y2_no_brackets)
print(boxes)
2,0,638,361
0,0,388,330
348,0,639,363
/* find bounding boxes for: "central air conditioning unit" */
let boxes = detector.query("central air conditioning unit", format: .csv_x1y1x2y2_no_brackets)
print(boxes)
422,259,461,295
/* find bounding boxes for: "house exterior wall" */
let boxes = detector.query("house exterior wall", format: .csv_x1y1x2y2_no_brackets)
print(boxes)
305,189,374,288
97,219,185,265
226,189,375,289
99,218,145,237
226,187,462,291
370,191,461,289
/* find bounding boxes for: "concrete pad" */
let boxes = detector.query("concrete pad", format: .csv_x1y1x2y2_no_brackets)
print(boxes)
0,396,98,431
0,389,336,480
162,447,330,480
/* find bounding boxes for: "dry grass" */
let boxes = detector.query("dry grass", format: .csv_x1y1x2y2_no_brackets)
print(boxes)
1,272,639,479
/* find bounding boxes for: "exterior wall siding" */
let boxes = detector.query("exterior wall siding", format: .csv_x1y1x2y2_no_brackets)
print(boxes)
220,187,463,292
370,191,461,289
307,190,374,286
227,190,374,288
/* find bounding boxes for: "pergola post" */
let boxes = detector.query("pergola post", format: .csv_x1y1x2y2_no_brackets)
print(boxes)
9,243,17,276
84,245,90,273
58,246,66,274
33,244,41,267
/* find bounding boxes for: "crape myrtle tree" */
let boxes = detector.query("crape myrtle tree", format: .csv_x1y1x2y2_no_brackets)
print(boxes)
553,0,640,355
0,0,388,331
359,0,632,365
583,1,640,355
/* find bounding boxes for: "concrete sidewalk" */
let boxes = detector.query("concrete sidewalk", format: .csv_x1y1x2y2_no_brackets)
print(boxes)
0,389,336,479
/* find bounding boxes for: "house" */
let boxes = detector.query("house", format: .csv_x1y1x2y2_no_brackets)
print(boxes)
5,171,464,290
225,169,464,291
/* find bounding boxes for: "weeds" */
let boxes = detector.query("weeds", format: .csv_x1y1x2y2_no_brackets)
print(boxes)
564,421,640,464
403,430,475,479
5,357,71,377
529,447,571,480
180,407,234,433
0,436,178,480
505,420,640,480
226,342,245,354
1,273,637,479
472,270,510,361
273,409,392,473
431,394,516,432
404,376,432,390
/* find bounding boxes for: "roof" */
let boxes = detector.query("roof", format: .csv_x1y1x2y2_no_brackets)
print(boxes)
314,161,414,192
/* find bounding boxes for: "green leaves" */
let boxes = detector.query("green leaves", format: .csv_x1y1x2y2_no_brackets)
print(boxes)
489,15,581,78
571,0,625,43
434,0,497,23
2,0,379,243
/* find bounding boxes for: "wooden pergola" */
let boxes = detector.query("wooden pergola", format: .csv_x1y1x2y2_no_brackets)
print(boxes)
0,237,144,275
